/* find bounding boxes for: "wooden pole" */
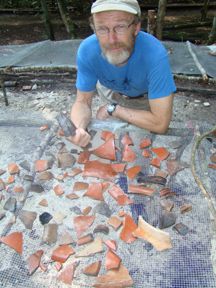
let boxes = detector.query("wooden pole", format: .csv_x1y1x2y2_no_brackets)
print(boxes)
186,40,209,82
147,10,155,35
0,72,9,106
156,0,167,40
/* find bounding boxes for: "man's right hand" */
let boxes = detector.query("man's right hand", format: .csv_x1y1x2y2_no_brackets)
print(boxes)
66,127,91,147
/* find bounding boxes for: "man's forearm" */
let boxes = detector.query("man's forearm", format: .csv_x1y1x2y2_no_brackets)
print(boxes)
70,101,92,130
112,95,173,133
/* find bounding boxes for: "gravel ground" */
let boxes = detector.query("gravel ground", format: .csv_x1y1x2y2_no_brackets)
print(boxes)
0,74,216,129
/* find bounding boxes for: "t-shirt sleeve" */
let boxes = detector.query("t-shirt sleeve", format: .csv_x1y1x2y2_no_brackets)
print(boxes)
76,42,98,92
147,54,176,100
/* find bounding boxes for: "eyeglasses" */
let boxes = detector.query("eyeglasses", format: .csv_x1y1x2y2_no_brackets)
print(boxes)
95,21,135,37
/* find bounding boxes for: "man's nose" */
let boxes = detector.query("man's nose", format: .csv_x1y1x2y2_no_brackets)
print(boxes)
107,29,118,43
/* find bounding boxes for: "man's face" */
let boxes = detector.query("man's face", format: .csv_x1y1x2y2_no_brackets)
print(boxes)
93,11,140,67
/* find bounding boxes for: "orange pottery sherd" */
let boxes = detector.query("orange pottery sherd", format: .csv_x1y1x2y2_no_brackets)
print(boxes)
82,160,117,182
125,166,142,180
77,150,91,164
8,163,19,175
122,144,136,162
73,181,89,191
0,232,22,254
83,182,104,201
119,214,137,244
7,175,15,184
101,182,110,191
209,163,216,170
82,206,92,215
27,250,43,275
53,184,64,195
66,193,79,199
108,185,133,205
51,244,75,263
111,163,127,173
93,264,134,287
78,233,94,246
55,262,63,271
39,198,48,206
92,134,117,161
74,214,95,238
149,157,161,168
35,159,54,172
101,130,112,141
68,169,82,177
150,147,170,161
121,133,134,146
57,261,79,285
40,124,50,131
104,240,117,251
142,150,152,158
82,261,101,276
139,138,152,149
128,184,155,196
105,249,121,270
13,187,24,193
107,216,122,231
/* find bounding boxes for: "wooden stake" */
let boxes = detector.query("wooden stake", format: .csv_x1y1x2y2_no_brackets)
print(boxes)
0,72,9,106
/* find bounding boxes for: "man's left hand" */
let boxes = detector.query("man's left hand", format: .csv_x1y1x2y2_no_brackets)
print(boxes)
96,104,110,120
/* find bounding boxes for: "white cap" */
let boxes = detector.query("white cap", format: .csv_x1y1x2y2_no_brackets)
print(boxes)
91,0,141,17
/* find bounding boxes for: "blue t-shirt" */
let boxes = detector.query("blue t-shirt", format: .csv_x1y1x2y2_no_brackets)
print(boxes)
76,31,176,99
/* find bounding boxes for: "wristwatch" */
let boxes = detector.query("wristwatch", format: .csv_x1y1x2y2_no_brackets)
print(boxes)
107,103,118,116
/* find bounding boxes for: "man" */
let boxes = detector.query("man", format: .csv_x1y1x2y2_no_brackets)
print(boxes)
68,0,176,147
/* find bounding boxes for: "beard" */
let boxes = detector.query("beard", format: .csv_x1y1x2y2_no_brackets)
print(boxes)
101,34,136,66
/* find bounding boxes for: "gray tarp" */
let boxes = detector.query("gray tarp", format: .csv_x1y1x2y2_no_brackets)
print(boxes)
0,39,215,78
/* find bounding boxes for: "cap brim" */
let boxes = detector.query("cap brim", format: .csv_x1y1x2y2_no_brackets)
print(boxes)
91,4,138,15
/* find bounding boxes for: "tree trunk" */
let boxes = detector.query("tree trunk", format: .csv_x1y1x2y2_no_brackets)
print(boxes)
201,0,210,21
147,10,155,35
40,0,55,41
156,0,167,40
57,0,77,39
207,16,216,45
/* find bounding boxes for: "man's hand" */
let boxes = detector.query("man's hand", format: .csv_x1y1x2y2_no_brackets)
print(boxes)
66,127,91,147
96,104,111,120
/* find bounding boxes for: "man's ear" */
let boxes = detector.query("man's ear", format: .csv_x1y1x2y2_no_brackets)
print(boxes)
134,21,141,36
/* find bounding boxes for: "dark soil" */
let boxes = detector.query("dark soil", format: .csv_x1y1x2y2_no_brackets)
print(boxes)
0,4,215,45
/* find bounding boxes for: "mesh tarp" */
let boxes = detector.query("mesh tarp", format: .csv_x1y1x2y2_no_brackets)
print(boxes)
0,40,216,78
0,120,216,287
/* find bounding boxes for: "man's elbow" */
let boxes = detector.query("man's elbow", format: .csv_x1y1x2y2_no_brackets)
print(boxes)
153,120,170,134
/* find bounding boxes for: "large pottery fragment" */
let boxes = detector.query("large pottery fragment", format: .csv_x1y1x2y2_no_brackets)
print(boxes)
119,214,137,244
19,210,37,229
75,237,104,257
74,214,95,238
82,260,101,276
92,134,117,160
57,261,79,285
133,216,172,251
51,244,75,263
93,264,134,288
82,160,117,182
43,223,58,245
0,232,22,254
27,250,43,275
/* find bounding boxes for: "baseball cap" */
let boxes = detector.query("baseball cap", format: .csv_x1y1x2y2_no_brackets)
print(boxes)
91,0,141,17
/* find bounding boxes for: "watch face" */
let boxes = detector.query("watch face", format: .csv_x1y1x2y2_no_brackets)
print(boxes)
107,104,115,113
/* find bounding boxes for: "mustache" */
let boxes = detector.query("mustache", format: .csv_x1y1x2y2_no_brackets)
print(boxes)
104,42,127,50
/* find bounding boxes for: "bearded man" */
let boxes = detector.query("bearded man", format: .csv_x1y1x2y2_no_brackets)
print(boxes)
68,0,176,147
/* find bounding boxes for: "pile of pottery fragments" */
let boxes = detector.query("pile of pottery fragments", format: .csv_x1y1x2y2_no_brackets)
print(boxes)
0,126,215,287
